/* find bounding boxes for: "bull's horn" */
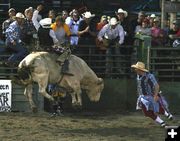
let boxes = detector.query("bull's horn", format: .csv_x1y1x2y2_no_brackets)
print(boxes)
97,78,103,84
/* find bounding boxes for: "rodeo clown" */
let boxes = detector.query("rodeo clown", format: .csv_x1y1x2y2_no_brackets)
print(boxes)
131,61,173,127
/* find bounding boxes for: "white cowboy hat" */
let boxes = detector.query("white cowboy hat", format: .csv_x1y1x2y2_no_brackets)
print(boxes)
116,8,128,18
15,12,25,19
39,18,52,28
82,11,95,19
131,62,149,72
153,17,160,22
150,14,156,18
109,17,118,25
8,8,16,13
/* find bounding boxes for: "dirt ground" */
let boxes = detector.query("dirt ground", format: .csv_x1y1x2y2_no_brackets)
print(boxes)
0,111,179,141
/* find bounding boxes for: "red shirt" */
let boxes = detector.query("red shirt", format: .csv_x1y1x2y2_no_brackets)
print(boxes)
176,29,180,37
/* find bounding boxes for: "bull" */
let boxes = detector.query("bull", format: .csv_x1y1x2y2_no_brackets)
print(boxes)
17,52,104,112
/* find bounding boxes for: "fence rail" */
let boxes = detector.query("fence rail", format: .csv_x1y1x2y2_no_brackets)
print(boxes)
1,43,180,81
150,47,180,81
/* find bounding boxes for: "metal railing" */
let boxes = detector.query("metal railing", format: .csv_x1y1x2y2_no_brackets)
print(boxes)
150,47,180,81
0,43,136,79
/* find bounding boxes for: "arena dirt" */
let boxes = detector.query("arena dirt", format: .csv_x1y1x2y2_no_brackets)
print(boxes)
0,111,179,141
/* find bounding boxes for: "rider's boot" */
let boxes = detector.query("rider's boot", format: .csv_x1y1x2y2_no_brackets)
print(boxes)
61,60,73,76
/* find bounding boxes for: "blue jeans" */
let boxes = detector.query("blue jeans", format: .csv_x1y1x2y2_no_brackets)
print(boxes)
6,42,28,62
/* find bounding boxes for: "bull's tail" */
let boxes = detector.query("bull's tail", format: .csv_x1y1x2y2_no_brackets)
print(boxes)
17,65,32,84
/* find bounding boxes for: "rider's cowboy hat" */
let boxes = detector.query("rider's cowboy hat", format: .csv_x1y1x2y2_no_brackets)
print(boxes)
82,11,95,19
109,17,118,25
131,62,149,72
15,12,25,19
116,8,128,18
39,18,52,28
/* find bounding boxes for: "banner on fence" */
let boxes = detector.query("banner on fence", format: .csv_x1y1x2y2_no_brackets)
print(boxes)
0,80,12,112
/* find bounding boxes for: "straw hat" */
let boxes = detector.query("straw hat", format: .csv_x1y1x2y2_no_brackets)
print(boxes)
116,8,128,18
131,62,148,72
82,11,95,19
109,17,118,25
15,12,25,19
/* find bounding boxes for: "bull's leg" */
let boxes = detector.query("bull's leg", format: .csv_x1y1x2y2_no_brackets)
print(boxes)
37,75,54,101
24,84,37,112
76,88,82,106
60,77,82,107
70,87,82,107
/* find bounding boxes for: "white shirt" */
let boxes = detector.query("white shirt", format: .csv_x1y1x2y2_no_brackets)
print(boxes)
49,29,58,44
98,23,125,45
32,10,42,31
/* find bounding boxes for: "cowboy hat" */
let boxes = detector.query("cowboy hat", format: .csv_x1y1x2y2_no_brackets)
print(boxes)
15,12,25,19
153,17,160,22
116,8,128,18
109,17,118,25
131,62,148,72
39,18,52,28
8,8,16,13
150,14,156,18
82,11,95,19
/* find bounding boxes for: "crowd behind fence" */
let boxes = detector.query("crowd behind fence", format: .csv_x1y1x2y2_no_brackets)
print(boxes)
0,2,180,81
1,38,180,82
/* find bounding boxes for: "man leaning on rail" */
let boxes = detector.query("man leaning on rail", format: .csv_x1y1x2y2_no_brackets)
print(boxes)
97,17,125,76
4,12,28,67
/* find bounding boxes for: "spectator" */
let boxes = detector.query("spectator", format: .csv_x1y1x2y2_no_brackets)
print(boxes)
77,11,97,61
32,3,44,31
78,11,97,45
2,8,16,41
130,11,146,45
38,18,58,50
148,14,156,27
51,15,71,46
97,17,125,76
48,9,56,23
96,15,108,51
135,18,151,36
115,8,130,45
21,7,36,48
66,9,82,46
134,18,151,46
5,12,28,66
24,7,33,18
62,10,70,23
97,15,108,31
168,20,180,46
151,17,166,46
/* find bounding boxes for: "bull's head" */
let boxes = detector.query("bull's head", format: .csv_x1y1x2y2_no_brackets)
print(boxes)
86,78,104,102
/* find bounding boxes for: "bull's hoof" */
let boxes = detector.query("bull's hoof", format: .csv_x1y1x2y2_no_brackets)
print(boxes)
50,97,55,101
32,107,38,113
72,104,82,111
